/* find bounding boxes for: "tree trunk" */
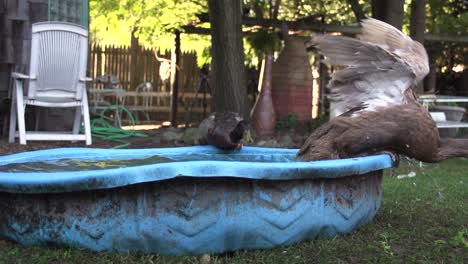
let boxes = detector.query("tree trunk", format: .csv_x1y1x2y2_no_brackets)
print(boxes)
272,0,281,19
208,0,250,119
371,0,386,22
410,0,425,43
371,0,404,30
347,0,366,22
386,0,404,30
410,0,426,93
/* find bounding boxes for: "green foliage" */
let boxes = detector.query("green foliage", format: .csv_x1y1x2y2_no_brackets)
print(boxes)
450,229,468,248
275,113,298,132
426,0,468,34
425,0,467,71
89,0,209,65
89,0,374,67
88,0,466,70
379,232,394,257
245,29,281,61
90,0,217,58
279,0,370,24
181,33,212,67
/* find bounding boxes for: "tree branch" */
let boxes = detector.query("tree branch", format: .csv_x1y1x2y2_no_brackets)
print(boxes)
252,0,264,19
242,16,361,34
272,0,281,19
183,16,468,43
346,0,366,21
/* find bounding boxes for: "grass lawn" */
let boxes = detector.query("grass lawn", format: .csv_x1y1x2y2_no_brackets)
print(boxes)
0,159,466,263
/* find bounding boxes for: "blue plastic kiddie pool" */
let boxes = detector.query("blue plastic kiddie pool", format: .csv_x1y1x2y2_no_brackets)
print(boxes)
0,146,393,255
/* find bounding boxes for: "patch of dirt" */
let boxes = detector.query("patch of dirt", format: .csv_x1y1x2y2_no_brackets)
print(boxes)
0,130,167,155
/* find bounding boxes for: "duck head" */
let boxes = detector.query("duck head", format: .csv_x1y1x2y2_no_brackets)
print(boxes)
229,120,254,149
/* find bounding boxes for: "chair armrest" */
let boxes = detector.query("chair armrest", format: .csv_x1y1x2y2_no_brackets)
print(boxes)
12,72,35,80
80,77,93,82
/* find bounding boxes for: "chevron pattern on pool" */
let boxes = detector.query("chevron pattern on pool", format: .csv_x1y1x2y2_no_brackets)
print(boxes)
0,171,383,255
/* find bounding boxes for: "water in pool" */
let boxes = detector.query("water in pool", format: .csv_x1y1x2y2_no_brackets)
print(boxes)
0,152,296,172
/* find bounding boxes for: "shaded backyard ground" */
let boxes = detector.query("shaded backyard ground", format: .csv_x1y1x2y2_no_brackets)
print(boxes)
0,130,170,155
0,121,313,155
0,127,466,263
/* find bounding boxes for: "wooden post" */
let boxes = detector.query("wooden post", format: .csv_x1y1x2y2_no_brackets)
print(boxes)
318,55,329,117
170,30,180,127
82,0,89,27
130,28,139,90
463,52,468,96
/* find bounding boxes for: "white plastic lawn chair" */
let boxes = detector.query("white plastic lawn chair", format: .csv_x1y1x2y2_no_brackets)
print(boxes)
8,22,92,145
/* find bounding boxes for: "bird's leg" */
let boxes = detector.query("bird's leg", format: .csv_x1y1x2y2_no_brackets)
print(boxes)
243,130,254,144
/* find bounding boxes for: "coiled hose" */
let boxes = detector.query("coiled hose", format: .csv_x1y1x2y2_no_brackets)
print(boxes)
82,105,147,148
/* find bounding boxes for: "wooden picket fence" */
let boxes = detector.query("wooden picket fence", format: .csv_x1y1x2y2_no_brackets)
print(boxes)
88,44,201,92
87,44,210,123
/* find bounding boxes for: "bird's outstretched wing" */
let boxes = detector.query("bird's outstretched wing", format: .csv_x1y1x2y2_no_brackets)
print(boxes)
309,18,429,115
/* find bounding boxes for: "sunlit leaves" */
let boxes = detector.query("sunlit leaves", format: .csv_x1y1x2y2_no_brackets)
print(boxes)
89,0,205,47
427,0,468,34
277,0,370,24
89,0,466,68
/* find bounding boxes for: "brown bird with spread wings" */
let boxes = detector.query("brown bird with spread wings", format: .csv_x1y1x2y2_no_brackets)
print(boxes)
297,18,468,162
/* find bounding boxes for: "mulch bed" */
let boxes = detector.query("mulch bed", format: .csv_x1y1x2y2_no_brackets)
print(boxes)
0,129,174,156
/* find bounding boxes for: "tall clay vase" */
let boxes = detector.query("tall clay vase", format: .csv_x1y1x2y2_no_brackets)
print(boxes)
251,54,276,137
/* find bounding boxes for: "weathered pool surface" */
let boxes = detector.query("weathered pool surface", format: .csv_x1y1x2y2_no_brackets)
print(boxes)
0,146,393,255
0,153,290,172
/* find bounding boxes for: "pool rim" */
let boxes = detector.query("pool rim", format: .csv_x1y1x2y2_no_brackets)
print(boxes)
0,146,393,194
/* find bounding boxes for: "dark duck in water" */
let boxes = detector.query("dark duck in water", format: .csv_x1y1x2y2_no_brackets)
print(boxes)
198,112,253,150
297,18,468,163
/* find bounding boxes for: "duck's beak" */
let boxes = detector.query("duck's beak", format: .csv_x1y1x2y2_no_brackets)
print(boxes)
243,130,254,143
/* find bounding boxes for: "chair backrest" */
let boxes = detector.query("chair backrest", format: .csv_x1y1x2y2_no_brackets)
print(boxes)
28,22,88,101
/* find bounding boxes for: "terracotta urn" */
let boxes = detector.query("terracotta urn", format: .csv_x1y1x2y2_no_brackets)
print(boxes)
251,54,276,137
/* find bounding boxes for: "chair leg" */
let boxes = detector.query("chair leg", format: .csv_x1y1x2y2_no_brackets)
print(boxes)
14,82,27,145
8,89,17,143
82,106,92,145
82,92,92,145
34,107,41,131
73,106,82,135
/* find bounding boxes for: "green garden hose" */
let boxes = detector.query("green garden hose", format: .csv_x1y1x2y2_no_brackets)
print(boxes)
82,105,147,148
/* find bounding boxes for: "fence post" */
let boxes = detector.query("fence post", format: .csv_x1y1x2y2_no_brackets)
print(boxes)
95,44,102,78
